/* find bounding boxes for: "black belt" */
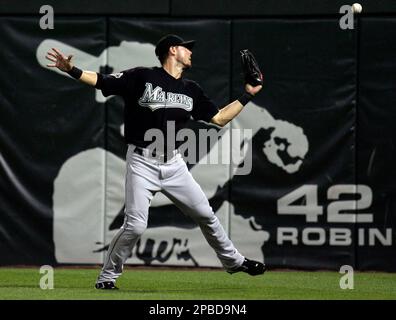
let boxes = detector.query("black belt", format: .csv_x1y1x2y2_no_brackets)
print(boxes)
133,146,175,162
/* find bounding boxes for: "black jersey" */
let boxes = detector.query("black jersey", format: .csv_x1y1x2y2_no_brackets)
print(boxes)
95,67,219,149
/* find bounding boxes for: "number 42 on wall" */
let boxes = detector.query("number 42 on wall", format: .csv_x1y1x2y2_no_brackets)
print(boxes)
277,185,373,223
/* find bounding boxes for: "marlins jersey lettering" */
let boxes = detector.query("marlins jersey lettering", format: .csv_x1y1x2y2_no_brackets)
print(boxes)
138,82,193,111
95,67,219,148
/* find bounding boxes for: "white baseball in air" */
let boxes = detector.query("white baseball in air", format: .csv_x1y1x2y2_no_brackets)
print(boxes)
352,3,363,14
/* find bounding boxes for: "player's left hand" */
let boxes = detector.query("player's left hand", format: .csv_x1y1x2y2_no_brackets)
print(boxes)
245,83,263,96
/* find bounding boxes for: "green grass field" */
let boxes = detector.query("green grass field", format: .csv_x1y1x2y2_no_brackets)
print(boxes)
0,267,395,300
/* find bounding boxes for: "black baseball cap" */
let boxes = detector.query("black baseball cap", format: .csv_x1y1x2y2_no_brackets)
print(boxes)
155,34,195,58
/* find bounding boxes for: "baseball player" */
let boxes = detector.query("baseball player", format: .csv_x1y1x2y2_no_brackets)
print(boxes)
46,34,265,290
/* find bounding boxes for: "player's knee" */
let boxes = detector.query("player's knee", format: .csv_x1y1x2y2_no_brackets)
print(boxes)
189,198,214,220
131,222,147,236
195,207,217,226
127,222,146,236
123,214,147,236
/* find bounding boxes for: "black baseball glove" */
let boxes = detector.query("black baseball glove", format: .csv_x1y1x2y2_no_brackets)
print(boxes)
240,49,263,86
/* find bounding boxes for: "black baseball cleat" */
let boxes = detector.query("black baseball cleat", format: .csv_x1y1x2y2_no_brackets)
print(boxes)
228,258,266,276
95,281,118,290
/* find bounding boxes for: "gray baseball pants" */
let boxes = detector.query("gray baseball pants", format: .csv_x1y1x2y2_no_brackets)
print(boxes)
97,144,244,283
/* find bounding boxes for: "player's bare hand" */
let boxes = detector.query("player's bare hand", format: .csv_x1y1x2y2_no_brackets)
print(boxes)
245,83,263,96
45,48,73,72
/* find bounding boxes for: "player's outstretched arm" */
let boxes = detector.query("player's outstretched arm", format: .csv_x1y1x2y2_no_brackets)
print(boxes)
46,47,98,86
211,48,264,127
211,83,262,127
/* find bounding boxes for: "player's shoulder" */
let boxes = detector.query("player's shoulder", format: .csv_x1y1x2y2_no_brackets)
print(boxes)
182,78,202,90
183,78,198,85
113,67,157,80
122,66,152,75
